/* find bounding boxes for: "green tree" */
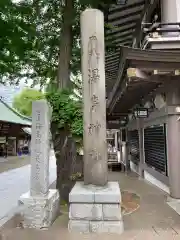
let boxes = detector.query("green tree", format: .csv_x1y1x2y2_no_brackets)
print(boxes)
0,0,115,85
13,88,44,116
0,0,37,84
0,0,117,202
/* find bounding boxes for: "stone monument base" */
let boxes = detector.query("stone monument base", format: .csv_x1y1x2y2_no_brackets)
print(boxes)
18,189,60,228
68,181,124,234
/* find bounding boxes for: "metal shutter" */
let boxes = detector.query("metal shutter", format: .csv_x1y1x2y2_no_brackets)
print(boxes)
128,130,139,163
144,124,168,176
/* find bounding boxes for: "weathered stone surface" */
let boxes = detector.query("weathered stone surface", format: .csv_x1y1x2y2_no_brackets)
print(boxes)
81,8,108,186
19,189,59,228
69,220,124,234
68,220,90,233
68,181,124,234
69,181,121,203
30,100,51,196
18,101,59,229
90,221,124,234
69,203,102,220
94,182,121,203
69,182,94,203
68,8,124,234
103,204,122,221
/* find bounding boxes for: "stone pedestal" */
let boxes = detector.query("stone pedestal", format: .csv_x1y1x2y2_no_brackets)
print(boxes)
19,189,59,228
68,182,124,234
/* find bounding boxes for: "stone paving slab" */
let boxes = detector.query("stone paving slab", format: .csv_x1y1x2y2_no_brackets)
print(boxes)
1,171,180,239
0,156,30,174
1,228,180,240
0,152,56,221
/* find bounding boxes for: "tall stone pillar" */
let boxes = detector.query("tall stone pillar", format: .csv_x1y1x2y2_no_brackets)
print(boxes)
68,9,123,234
18,100,60,228
81,9,108,186
161,0,180,36
167,86,180,198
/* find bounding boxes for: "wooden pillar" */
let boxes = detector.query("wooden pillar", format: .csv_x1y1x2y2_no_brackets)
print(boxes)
13,138,16,156
120,129,123,163
16,137,19,156
125,128,130,172
137,119,144,178
5,136,8,157
114,131,118,150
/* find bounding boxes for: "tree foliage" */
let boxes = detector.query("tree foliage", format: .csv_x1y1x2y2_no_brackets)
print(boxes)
0,0,116,86
13,88,44,116
0,0,36,84
46,88,83,139
0,0,81,86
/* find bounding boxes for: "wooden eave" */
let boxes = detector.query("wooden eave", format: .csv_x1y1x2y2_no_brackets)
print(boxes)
106,46,180,118
0,121,29,136
104,0,149,98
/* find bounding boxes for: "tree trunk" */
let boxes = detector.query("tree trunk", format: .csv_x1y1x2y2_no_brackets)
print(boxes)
50,0,75,202
57,0,74,88
51,124,83,202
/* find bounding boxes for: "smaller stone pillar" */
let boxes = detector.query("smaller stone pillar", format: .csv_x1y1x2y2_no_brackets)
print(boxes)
18,100,60,228
30,100,50,196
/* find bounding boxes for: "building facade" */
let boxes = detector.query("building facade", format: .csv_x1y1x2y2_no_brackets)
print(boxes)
104,0,180,198
0,99,31,157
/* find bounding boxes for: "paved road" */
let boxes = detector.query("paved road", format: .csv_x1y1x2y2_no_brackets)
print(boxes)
0,152,56,221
